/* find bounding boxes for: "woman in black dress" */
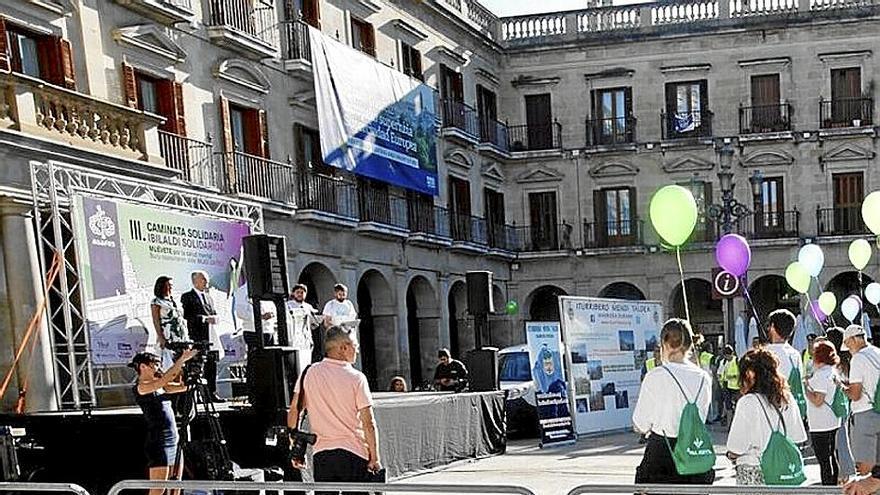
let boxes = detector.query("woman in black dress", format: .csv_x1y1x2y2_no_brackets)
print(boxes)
130,349,196,495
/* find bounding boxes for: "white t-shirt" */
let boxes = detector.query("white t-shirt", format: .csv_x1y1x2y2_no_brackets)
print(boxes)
632,361,712,437
236,300,278,334
849,345,880,414
322,299,357,320
287,299,315,313
806,364,841,432
767,343,803,381
727,392,808,466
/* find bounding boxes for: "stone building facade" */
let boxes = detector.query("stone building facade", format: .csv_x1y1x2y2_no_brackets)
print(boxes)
0,0,878,409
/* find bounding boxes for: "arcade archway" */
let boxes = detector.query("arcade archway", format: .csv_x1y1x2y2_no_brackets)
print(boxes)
748,275,799,325
447,280,471,359
598,282,646,301
297,262,336,309
406,276,440,386
526,285,567,322
826,271,878,333
670,278,723,337
357,269,395,390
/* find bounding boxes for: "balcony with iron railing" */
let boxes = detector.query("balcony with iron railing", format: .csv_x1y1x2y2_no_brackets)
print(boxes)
357,188,410,238
508,122,563,152
115,0,194,24
450,211,488,249
478,118,510,155
817,206,870,236
820,97,874,129
283,19,312,73
206,0,279,59
159,131,219,189
735,211,800,240
408,202,452,245
0,72,163,164
486,222,518,252
221,150,296,203
440,99,480,141
583,218,644,249
586,116,637,147
662,109,713,140
297,171,359,223
739,103,792,134
513,223,575,252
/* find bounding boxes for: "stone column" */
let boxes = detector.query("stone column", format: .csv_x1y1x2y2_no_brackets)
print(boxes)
394,269,412,384
0,199,58,411
438,274,451,348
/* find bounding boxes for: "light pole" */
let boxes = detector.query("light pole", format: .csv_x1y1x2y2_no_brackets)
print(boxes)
706,143,764,345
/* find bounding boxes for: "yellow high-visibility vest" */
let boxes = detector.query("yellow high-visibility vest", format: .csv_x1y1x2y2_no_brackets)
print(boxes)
700,351,713,370
646,357,657,371
723,358,740,390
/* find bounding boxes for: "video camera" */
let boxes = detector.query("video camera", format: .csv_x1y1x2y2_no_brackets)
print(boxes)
165,341,212,383
264,426,316,465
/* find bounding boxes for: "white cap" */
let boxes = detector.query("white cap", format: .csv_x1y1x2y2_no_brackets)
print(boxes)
841,324,867,351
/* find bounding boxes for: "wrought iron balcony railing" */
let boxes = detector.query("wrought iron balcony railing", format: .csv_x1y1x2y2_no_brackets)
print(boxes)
479,118,510,152
583,218,644,249
440,99,480,138
222,151,296,203
817,206,869,236
508,122,563,152
820,97,874,129
159,131,218,189
739,103,792,134
512,223,574,252
661,109,713,140
298,171,358,218
735,211,800,239
450,212,488,245
284,20,311,61
586,115,636,146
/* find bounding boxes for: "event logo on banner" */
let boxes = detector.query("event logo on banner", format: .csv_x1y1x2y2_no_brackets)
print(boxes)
525,322,576,447
72,195,251,368
309,27,438,195
558,296,664,435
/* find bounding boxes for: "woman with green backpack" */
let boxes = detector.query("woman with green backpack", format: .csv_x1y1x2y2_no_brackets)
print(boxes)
632,318,715,485
805,340,844,485
726,348,807,486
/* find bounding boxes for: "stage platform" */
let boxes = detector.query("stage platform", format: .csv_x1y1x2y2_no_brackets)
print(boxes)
0,390,506,494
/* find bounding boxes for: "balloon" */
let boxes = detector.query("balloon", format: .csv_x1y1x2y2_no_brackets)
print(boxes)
810,300,827,323
797,244,825,278
862,191,880,235
867,283,880,306
849,239,872,270
842,296,861,323
818,291,837,316
505,300,519,315
649,185,698,247
715,234,751,277
784,262,811,294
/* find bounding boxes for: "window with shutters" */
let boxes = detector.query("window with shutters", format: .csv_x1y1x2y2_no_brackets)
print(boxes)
406,190,435,233
449,176,472,240
350,17,375,57
291,0,320,27
746,74,787,133
484,188,505,247
592,188,637,247
677,180,713,242
2,21,76,89
227,103,267,157
826,67,870,127
439,65,464,102
523,93,553,150
528,191,558,250
589,87,633,145
664,80,709,138
122,64,187,136
400,42,422,80
832,172,865,234
759,177,784,230
477,85,498,143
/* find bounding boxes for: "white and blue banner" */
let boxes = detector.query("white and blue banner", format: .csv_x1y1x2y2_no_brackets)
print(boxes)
309,27,439,195
526,322,576,447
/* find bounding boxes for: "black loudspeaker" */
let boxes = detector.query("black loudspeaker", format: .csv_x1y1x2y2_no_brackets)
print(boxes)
243,234,289,299
465,347,499,392
466,271,494,315
248,347,297,419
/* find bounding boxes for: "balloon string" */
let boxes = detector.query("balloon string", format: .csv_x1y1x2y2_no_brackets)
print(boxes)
810,276,830,333
742,285,764,340
676,246,691,324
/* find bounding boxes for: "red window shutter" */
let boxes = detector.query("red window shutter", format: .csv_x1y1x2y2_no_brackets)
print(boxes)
0,19,9,72
172,82,186,136
258,109,269,158
59,38,75,89
122,63,138,108
37,36,61,85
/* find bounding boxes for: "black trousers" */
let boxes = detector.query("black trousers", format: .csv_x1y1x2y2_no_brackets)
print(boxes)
314,449,369,495
635,434,716,485
811,428,840,485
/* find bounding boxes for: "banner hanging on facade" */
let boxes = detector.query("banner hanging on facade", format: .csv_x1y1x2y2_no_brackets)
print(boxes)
558,296,664,435
309,26,439,195
71,195,251,367
525,321,576,447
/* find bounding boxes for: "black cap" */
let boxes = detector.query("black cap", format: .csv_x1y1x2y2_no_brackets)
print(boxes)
129,352,160,369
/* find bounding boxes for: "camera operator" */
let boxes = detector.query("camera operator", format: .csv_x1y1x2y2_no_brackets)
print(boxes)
287,326,381,495
130,349,197,495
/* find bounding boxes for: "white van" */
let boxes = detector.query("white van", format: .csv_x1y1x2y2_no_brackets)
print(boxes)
498,345,537,434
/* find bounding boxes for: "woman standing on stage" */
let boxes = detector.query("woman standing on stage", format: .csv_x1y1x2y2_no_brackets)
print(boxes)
131,350,196,495
151,276,188,351
632,318,715,484
726,347,807,486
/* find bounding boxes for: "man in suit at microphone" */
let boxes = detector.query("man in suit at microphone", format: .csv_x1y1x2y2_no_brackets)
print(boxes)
181,270,224,402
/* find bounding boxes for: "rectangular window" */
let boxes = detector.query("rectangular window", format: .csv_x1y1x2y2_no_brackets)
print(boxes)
358,178,390,223
350,17,375,57
230,106,247,152
591,87,632,144
593,187,637,247
665,80,708,137
449,176,471,240
439,64,463,102
4,23,76,89
136,75,160,115
485,188,505,246
829,67,866,127
832,172,864,234
749,74,782,132
758,177,784,232
477,85,498,143
832,67,861,100
400,42,422,80
227,104,266,156
524,93,553,150
528,191,558,250
604,188,632,237
7,28,40,77
291,0,320,27
406,190,435,233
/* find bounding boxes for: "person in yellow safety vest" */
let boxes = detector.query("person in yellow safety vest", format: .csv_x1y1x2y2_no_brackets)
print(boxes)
718,344,740,426
802,333,817,377
641,346,661,382
698,342,718,422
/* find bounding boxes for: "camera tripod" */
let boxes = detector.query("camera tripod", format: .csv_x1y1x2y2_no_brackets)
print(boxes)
173,377,233,482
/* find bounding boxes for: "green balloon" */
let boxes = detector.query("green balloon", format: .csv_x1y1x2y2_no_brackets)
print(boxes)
505,300,519,315
785,261,811,294
862,191,880,236
818,291,837,316
649,185,698,247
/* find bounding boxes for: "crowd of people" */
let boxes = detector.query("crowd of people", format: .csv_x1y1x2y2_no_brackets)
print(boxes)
634,309,880,494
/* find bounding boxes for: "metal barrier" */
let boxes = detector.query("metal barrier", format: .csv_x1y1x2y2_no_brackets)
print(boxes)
109,480,538,495
0,482,91,495
567,484,842,495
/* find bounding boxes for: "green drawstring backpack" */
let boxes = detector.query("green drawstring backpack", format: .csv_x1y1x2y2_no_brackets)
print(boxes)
661,366,716,475
757,396,806,486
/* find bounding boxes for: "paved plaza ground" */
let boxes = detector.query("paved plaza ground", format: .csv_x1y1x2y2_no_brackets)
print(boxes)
398,425,825,495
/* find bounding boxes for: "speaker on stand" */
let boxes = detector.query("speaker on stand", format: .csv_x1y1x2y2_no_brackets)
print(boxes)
466,271,494,350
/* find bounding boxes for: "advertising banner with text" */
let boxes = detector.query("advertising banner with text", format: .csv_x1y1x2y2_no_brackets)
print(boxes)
526,321,576,447
71,194,251,367
559,296,664,435
310,26,438,195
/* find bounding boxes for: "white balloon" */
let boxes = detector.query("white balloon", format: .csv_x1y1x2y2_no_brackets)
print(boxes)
867,283,880,306
841,296,861,323
798,244,825,278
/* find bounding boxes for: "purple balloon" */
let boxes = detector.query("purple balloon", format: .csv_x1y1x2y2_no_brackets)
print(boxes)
810,300,827,323
715,234,751,277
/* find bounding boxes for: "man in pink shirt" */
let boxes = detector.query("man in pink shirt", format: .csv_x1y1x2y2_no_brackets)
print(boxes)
288,326,381,494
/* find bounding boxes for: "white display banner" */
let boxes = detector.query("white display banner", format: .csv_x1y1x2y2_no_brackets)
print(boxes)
558,296,664,435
